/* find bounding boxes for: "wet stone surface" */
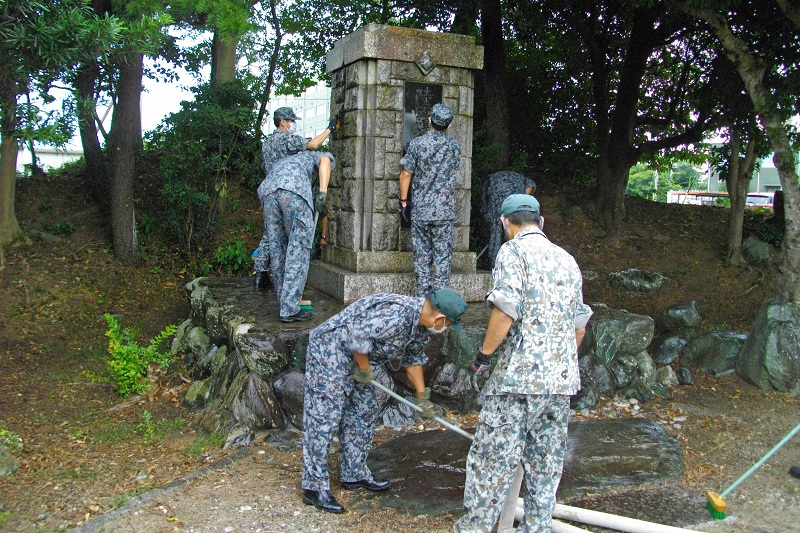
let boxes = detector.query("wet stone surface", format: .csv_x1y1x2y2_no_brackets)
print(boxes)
358,417,684,518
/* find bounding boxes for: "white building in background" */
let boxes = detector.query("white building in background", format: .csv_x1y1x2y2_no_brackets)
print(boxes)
266,81,331,139
16,145,83,175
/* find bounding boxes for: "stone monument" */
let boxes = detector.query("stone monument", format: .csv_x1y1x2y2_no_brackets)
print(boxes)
306,24,490,302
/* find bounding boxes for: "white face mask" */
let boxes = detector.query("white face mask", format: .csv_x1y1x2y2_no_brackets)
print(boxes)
288,121,297,134
426,315,449,334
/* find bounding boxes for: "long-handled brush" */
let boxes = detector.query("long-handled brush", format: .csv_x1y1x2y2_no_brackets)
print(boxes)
706,420,800,519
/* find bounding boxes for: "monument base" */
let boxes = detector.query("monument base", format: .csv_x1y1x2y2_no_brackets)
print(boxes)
307,259,492,303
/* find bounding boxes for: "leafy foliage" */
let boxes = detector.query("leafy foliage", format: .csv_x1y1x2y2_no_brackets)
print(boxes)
627,163,703,201
104,313,176,398
214,239,251,273
0,428,23,452
146,81,262,252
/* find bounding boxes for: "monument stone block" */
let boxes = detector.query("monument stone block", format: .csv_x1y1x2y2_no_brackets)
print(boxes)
307,24,490,302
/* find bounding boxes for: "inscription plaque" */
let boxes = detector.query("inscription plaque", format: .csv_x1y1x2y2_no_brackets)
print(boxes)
402,82,443,153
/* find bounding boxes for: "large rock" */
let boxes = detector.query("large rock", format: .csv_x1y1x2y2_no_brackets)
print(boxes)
684,331,747,376
0,445,20,477
582,306,655,364
736,300,800,393
659,301,703,332
650,333,689,365
607,269,669,292
231,373,284,429
272,370,306,429
742,235,774,266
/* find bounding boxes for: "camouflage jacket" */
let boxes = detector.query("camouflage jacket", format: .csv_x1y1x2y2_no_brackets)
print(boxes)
258,151,335,211
312,293,429,368
481,171,537,218
261,129,307,176
400,130,461,222
483,226,592,395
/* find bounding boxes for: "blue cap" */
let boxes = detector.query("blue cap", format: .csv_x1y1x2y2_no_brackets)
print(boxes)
274,107,300,121
430,103,454,127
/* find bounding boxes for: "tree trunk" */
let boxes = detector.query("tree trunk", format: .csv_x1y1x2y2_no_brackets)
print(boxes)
679,2,800,304
107,53,143,261
211,32,239,87
256,0,282,134
724,132,756,265
590,10,655,237
480,0,510,172
76,61,110,209
0,87,21,246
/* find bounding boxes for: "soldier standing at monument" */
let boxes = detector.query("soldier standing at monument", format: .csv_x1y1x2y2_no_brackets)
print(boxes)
258,150,333,322
254,107,337,289
301,288,469,514
455,194,592,533
481,171,536,269
398,103,462,296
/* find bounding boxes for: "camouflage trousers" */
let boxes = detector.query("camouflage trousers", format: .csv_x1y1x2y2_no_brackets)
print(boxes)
254,226,269,273
301,332,380,491
454,394,570,533
487,210,504,269
261,189,313,317
411,220,454,297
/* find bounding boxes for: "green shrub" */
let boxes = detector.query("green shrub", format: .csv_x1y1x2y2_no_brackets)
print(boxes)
104,314,177,398
145,81,263,252
214,239,251,273
0,428,23,452
43,221,75,236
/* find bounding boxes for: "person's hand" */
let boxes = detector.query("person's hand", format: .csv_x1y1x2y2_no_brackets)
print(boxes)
399,199,411,224
328,118,338,131
415,387,435,419
468,347,493,392
314,191,327,213
353,365,374,384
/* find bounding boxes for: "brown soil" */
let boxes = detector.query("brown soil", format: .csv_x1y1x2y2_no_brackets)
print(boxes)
1,172,798,532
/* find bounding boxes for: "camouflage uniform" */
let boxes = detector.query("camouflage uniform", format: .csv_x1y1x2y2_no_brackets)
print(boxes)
400,130,461,296
454,226,592,533
481,171,537,269
254,129,308,273
258,150,334,318
301,294,430,491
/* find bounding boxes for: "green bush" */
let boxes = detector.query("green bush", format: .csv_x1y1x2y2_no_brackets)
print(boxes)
104,314,177,398
43,221,75,236
146,81,263,252
214,239,251,273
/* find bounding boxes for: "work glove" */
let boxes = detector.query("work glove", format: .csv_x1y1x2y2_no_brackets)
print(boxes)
353,365,374,384
328,118,339,131
469,348,493,393
415,387,436,419
399,199,411,224
314,191,327,214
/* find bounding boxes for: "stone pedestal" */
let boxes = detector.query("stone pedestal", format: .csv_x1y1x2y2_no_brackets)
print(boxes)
306,24,490,303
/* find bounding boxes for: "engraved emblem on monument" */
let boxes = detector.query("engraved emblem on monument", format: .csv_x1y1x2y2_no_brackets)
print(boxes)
415,51,436,75
402,82,443,153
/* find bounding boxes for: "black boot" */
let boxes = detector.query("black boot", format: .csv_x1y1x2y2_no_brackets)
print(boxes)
302,489,345,514
254,271,271,290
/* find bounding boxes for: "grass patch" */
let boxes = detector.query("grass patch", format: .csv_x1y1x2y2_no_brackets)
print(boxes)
185,433,225,457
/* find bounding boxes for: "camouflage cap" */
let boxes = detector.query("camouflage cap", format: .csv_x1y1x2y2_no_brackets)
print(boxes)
429,103,454,127
273,107,301,121
501,194,540,217
431,288,468,333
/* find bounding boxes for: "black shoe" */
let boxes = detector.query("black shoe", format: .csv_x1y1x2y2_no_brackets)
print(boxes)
790,466,800,479
254,272,272,290
341,477,391,492
279,310,313,323
302,489,345,514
